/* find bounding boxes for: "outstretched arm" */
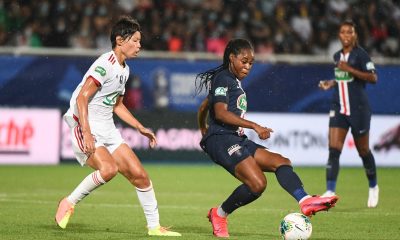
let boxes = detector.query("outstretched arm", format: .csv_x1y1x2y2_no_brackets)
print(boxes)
114,97,157,148
198,98,209,136
318,80,336,90
214,102,273,140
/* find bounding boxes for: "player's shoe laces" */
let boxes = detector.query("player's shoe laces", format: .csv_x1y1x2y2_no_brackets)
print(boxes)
207,207,229,238
368,185,379,208
321,190,336,197
300,195,339,216
55,198,75,229
148,225,182,237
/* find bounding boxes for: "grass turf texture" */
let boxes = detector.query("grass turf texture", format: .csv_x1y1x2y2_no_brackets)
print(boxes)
0,164,399,240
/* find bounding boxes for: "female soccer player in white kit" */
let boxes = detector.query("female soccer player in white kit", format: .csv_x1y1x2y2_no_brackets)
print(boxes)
55,16,181,237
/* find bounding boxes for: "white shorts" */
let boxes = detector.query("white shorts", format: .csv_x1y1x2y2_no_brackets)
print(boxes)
64,114,125,166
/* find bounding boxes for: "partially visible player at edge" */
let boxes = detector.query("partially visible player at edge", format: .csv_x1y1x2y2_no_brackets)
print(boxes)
55,16,181,237
196,38,339,238
319,20,379,208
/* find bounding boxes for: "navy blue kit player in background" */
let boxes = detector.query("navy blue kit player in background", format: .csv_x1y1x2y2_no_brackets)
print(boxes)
319,20,379,208
196,38,338,238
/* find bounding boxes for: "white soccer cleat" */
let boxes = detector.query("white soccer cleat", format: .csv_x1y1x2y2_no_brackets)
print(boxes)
321,190,336,197
368,185,379,208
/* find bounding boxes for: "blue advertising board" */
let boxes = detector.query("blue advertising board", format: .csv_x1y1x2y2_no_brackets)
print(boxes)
0,55,399,114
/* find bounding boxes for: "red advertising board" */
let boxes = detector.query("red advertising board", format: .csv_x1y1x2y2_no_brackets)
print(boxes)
0,108,61,165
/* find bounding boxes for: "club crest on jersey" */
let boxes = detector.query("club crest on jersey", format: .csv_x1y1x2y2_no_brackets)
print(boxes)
215,87,227,96
237,94,247,111
95,66,106,76
227,144,242,156
334,67,353,82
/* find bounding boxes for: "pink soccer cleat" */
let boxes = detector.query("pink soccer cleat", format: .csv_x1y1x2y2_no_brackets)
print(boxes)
300,195,339,216
207,207,229,238
55,197,75,229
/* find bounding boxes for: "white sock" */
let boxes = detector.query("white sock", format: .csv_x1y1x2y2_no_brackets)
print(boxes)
299,195,311,204
67,170,106,205
136,181,160,229
217,206,228,218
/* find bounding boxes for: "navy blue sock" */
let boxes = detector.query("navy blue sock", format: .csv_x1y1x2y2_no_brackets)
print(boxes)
361,151,377,187
326,148,341,192
275,165,308,202
221,184,261,214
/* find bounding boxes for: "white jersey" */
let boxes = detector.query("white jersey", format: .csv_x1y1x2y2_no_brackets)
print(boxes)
65,50,130,124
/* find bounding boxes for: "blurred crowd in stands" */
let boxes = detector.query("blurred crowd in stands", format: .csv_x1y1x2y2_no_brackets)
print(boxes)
1,0,399,57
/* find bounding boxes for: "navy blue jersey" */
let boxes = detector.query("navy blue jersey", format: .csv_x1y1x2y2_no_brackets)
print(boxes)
332,46,376,116
204,69,247,138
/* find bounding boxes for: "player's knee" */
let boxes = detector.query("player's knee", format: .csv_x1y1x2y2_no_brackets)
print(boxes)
272,157,292,172
132,171,151,187
358,148,371,157
100,165,118,181
281,157,291,166
248,177,267,194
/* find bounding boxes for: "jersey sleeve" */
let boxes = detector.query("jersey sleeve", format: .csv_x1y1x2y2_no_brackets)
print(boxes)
86,54,112,86
211,73,229,104
359,49,376,73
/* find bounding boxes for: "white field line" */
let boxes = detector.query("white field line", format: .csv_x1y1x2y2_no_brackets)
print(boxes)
0,196,398,216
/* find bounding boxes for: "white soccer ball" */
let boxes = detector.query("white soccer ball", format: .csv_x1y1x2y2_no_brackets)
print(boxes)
279,213,312,240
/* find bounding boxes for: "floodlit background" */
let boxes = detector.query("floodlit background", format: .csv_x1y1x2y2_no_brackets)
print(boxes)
1,1,400,240
1,0,399,165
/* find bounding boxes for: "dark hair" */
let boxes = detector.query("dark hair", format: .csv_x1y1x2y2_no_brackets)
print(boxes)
340,19,357,31
110,16,141,49
195,38,253,95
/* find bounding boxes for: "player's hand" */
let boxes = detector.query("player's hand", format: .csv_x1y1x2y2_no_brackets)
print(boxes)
83,132,96,156
138,127,157,148
200,126,208,136
337,61,352,72
254,124,273,140
318,80,334,90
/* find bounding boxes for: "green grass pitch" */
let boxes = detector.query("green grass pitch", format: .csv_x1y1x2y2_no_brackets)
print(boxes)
0,164,399,239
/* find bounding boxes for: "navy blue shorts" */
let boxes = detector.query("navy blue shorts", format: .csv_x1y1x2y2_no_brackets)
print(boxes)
200,134,264,175
329,104,371,138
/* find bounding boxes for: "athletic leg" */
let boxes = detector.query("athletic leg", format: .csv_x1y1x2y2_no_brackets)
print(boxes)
208,156,265,238
112,143,181,236
253,147,338,216
55,147,118,228
325,127,348,194
221,156,266,214
253,148,307,201
354,133,379,207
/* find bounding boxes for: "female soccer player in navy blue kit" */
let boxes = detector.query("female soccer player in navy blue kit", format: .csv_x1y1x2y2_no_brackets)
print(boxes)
196,38,338,238
319,20,379,208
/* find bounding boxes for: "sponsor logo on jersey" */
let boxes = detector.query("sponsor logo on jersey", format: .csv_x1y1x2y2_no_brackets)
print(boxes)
334,67,353,82
95,66,106,76
366,62,375,71
215,87,227,96
103,92,119,106
237,94,247,111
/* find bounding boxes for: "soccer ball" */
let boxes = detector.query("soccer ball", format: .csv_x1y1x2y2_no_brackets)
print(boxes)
279,213,312,240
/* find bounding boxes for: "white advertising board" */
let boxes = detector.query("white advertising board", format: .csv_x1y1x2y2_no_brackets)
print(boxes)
245,113,400,166
0,108,61,165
